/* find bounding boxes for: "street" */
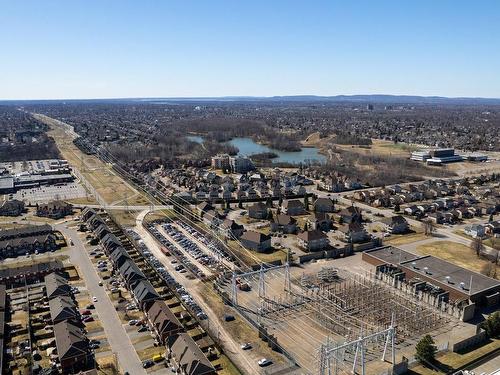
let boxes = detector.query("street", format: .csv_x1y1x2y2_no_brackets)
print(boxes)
56,223,147,375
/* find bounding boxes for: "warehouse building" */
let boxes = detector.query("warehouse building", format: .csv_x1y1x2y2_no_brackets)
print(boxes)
363,246,500,313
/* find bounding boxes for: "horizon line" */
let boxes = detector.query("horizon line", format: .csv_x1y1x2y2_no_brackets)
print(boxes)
2,93,500,102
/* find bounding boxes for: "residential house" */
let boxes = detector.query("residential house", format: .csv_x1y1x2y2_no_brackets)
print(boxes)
464,224,485,238
109,247,131,269
297,230,329,251
0,233,57,258
0,199,25,216
282,200,306,216
49,296,78,324
270,214,297,234
381,216,409,234
339,222,369,243
166,333,216,375
36,201,73,219
427,212,445,224
53,320,93,374
119,260,146,288
45,272,72,300
313,198,335,213
220,219,244,239
309,212,333,231
146,300,184,345
132,279,160,311
485,220,500,237
94,224,110,241
240,231,272,252
338,206,362,224
101,233,122,253
248,202,269,220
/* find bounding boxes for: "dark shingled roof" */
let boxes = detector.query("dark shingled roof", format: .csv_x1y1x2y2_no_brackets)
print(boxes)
240,230,270,244
167,333,215,375
49,296,78,323
298,229,327,241
0,260,63,281
45,272,72,299
0,224,52,241
146,300,183,336
53,320,89,360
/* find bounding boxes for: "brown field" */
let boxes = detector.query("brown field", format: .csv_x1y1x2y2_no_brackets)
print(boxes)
34,114,148,206
408,338,500,375
416,240,500,277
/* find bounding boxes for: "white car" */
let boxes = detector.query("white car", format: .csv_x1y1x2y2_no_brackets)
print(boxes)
92,296,98,302
258,358,272,367
240,343,252,350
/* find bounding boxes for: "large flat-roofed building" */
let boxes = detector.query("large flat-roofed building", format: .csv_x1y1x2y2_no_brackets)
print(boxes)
363,246,500,306
411,148,463,165
410,150,431,162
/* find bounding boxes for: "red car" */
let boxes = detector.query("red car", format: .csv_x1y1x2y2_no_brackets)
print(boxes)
83,316,94,323
81,310,91,316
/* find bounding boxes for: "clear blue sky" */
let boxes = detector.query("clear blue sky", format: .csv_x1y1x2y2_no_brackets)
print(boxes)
1,0,499,100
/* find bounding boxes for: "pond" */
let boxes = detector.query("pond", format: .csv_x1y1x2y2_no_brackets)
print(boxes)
187,135,325,164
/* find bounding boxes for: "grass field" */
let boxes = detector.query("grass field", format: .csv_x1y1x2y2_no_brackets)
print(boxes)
334,139,420,157
416,240,500,277
34,113,148,206
385,232,428,246
408,339,500,374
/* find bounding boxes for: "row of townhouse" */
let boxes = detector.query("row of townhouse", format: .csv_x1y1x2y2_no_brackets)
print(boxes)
44,272,94,374
81,208,216,375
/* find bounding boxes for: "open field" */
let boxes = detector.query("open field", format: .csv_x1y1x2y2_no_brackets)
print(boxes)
333,139,420,157
108,210,140,227
416,240,500,277
34,113,148,206
384,232,428,246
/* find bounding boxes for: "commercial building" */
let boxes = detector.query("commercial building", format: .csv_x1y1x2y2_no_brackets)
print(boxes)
411,148,463,165
363,246,500,307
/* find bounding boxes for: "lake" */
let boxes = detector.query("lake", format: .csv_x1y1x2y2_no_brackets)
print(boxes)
187,135,325,164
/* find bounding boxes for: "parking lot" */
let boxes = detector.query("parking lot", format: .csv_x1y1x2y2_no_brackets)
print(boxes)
11,182,87,203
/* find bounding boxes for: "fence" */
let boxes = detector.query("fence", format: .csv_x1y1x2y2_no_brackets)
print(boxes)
452,329,487,353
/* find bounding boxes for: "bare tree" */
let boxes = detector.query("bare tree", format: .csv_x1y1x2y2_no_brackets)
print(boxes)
481,262,497,278
470,237,484,258
422,220,436,236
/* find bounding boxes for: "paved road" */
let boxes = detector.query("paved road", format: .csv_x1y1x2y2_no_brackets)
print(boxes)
469,351,500,373
57,223,147,375
309,186,500,258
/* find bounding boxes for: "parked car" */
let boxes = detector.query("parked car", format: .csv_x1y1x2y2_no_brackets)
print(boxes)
258,358,272,367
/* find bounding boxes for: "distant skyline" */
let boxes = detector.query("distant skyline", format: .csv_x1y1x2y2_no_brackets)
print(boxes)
1,1,499,100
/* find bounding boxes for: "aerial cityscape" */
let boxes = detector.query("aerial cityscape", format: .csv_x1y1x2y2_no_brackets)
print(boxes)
1,1,499,375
